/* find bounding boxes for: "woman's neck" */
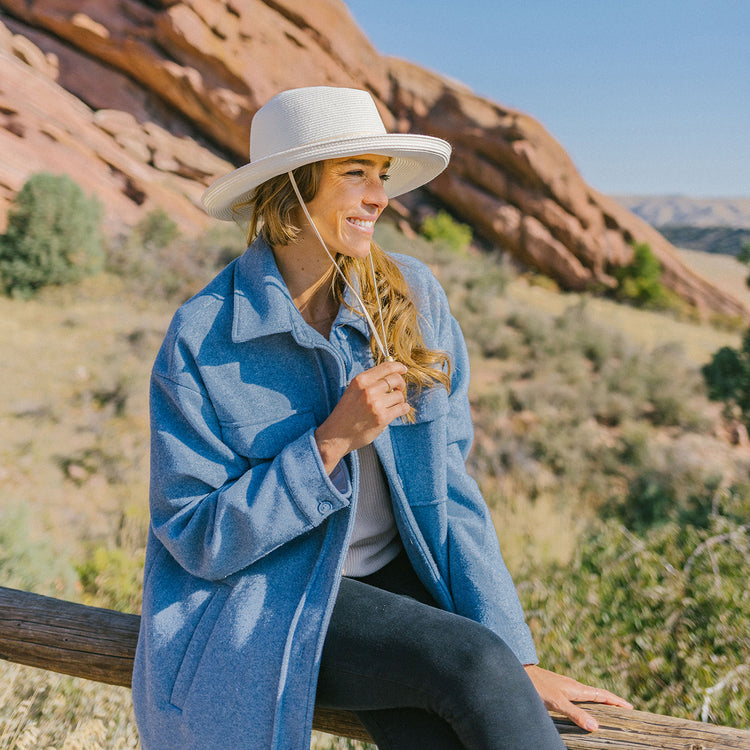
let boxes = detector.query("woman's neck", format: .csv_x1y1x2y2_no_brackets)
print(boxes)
272,240,339,336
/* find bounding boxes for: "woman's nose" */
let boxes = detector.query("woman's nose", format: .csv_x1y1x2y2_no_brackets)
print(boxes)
364,179,388,210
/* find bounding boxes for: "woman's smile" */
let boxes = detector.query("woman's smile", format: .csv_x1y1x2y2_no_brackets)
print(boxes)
347,217,376,232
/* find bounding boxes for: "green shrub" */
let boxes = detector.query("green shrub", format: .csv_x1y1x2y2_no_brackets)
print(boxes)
736,241,750,265
465,294,719,530
419,210,473,253
76,507,147,613
643,343,706,428
519,505,750,728
702,329,750,423
602,426,744,532
0,172,104,297
77,546,144,613
614,468,719,532
612,242,681,310
135,206,179,250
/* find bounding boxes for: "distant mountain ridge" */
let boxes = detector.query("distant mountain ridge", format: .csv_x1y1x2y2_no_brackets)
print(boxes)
613,195,750,229
656,226,750,257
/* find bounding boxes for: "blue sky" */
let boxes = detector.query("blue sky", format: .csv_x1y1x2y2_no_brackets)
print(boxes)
345,0,749,198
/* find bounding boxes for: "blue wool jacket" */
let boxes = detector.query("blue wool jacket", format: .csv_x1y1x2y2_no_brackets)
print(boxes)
131,237,537,749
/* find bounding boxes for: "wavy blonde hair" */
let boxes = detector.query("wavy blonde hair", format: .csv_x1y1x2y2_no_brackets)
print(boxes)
234,161,451,406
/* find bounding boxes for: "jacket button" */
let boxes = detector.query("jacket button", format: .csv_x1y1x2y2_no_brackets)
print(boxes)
318,500,333,514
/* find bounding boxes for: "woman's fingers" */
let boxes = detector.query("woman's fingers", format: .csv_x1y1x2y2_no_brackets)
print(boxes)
553,686,633,732
361,361,407,394
381,372,406,397
350,361,407,409
589,687,634,708
314,361,410,470
563,681,633,708
523,665,633,733
556,697,599,733
524,667,597,731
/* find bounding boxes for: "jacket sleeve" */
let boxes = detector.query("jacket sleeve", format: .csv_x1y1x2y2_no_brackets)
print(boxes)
149,367,351,582
435,286,539,665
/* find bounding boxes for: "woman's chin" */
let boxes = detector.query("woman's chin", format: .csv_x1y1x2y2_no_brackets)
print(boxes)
334,243,373,260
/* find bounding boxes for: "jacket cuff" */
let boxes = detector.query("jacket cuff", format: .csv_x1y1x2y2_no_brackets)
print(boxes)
515,640,539,666
280,427,352,524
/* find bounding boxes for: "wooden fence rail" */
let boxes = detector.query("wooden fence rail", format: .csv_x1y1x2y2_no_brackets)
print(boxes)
1,585,749,749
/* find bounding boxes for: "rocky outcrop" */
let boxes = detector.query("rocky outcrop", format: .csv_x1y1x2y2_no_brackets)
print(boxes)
385,59,747,319
0,0,746,319
0,8,233,235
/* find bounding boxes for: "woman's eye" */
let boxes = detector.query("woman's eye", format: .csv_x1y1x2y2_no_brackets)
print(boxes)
342,169,389,183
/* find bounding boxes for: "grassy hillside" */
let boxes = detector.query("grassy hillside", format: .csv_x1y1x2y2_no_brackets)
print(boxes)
1,225,749,747
676,246,750,313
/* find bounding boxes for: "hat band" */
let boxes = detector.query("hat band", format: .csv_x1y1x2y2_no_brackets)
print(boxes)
251,129,389,162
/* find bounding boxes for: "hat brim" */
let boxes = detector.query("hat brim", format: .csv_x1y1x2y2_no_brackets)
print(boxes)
201,133,451,221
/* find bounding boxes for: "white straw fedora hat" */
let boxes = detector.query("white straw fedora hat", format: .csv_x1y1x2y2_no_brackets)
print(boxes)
201,86,452,221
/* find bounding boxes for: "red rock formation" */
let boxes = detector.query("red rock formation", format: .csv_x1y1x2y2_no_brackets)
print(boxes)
0,12,230,235
0,0,746,319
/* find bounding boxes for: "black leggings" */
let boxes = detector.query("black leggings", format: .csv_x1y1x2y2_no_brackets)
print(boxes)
316,551,565,749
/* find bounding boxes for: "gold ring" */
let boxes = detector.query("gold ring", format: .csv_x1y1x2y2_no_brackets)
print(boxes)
384,377,393,393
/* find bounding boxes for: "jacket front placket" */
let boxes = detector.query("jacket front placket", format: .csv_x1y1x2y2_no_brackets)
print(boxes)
329,298,454,613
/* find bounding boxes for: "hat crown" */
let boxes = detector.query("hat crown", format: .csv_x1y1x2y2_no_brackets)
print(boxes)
249,87,388,162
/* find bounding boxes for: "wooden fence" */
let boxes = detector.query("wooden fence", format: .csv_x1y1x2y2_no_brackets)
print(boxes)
1,585,749,749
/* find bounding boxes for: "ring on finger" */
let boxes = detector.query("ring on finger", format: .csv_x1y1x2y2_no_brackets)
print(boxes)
383,376,393,393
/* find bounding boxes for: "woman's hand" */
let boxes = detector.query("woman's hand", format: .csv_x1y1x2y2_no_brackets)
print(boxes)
524,665,633,732
315,361,410,473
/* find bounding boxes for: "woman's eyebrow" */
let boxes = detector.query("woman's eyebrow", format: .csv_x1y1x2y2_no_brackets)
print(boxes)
337,157,392,169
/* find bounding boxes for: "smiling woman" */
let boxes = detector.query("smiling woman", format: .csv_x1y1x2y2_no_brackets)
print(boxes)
131,86,631,750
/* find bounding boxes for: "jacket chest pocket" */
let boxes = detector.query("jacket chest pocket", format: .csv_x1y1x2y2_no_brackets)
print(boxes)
220,409,317,463
390,391,449,506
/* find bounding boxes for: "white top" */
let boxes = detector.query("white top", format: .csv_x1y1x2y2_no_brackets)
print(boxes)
342,443,403,577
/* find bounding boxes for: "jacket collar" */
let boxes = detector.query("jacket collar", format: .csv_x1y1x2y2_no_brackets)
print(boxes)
231,236,371,344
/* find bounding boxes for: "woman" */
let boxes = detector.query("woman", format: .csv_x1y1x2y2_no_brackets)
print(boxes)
132,86,631,749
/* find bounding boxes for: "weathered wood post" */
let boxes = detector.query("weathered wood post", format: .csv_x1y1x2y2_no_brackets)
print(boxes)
1,586,749,748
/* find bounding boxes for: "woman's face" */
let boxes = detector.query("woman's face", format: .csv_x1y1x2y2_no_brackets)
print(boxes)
301,154,390,258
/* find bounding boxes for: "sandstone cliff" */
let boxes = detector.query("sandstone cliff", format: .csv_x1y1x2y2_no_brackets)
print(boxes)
0,0,745,318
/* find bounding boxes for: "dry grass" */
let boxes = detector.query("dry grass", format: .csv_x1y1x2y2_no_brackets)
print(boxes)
506,244,750,367
0,274,170,560
311,733,373,749
507,278,741,366
675,247,750,312
0,663,138,750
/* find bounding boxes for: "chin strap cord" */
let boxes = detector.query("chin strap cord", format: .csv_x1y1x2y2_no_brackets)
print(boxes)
287,171,391,361
368,250,391,360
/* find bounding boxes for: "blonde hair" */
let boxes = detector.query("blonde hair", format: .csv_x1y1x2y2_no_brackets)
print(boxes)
235,162,451,405
239,162,323,247
336,248,451,403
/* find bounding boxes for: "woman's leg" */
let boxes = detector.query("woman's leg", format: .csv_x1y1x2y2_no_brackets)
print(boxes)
331,554,463,749
355,707,463,750
316,552,565,750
